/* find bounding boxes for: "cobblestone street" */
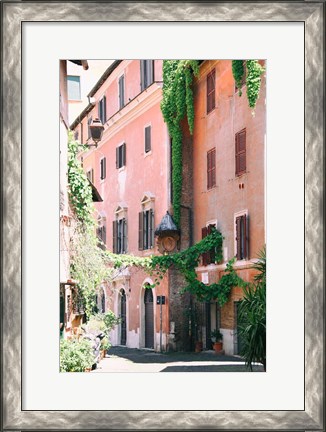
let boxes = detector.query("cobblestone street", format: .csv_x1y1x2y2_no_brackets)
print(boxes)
92,346,264,373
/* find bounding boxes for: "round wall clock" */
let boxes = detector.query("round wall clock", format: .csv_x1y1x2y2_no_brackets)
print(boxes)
162,236,176,252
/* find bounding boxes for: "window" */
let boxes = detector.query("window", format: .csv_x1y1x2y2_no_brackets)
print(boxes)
97,216,106,250
202,224,217,266
145,125,151,153
87,116,92,139
139,209,154,250
235,214,249,260
67,75,81,101
113,218,127,254
86,168,94,183
207,70,216,113
74,130,79,140
235,128,246,176
116,143,126,169
207,148,216,189
118,75,125,109
98,96,106,125
140,60,154,91
100,157,106,180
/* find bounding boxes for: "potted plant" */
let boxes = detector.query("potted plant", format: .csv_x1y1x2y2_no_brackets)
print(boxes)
100,336,111,359
211,329,223,353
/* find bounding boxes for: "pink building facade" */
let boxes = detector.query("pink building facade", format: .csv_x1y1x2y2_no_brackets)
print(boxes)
72,60,172,351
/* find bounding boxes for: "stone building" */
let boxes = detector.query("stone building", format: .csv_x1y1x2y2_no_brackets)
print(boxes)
191,60,266,354
70,59,266,354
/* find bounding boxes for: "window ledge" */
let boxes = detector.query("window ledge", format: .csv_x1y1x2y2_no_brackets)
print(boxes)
144,150,152,158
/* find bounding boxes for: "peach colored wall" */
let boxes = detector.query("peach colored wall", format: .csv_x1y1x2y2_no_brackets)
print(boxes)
193,60,266,263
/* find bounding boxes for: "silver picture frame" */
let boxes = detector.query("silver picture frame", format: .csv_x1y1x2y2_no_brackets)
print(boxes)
1,1,324,430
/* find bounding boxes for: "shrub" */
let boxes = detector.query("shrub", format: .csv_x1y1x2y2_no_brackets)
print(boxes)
238,247,266,371
60,338,95,372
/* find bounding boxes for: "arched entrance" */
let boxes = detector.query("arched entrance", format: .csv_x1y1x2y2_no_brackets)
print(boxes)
120,290,127,345
144,288,154,348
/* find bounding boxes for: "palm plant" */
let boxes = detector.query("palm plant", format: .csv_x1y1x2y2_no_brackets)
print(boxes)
238,246,266,371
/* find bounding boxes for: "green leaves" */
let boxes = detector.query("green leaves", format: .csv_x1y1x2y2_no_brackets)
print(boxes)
161,60,199,227
246,60,265,110
232,60,265,111
232,60,245,96
67,131,94,226
60,338,95,372
237,246,266,370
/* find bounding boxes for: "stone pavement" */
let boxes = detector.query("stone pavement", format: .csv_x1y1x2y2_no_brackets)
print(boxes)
92,346,264,372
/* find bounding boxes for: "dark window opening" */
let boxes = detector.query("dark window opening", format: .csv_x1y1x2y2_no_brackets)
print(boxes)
202,224,217,266
145,125,151,153
99,96,107,125
116,143,126,169
86,168,94,183
140,60,154,91
97,223,106,250
100,157,106,180
113,218,127,254
235,214,249,260
138,209,154,250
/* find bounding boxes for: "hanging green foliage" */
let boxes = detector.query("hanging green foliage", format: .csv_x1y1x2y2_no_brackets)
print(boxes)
67,131,94,226
246,60,265,110
232,60,265,111
161,60,199,227
232,60,245,96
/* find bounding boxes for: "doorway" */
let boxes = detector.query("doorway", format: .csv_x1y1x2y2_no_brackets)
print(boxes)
144,288,154,348
120,290,126,345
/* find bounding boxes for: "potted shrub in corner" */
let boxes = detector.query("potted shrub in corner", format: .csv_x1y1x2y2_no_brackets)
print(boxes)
211,329,223,353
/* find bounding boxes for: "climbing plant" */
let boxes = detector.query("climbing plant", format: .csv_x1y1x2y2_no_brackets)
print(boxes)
232,60,265,111
232,60,245,96
161,60,199,227
67,131,94,226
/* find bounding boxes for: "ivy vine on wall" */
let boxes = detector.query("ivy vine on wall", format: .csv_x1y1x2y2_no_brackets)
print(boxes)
160,60,199,227
232,60,265,111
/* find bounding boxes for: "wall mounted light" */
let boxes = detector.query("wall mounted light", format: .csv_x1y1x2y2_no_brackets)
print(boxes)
88,117,104,147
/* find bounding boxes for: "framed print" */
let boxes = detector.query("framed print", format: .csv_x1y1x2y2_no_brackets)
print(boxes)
1,1,324,430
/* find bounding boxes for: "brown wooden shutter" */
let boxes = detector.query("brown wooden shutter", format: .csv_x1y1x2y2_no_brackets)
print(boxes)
207,70,215,113
202,226,208,266
112,220,117,253
235,129,246,176
207,151,211,189
244,214,249,259
138,212,144,250
235,217,241,259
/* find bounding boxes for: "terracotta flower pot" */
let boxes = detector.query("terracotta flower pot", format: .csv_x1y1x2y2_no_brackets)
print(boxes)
213,341,223,353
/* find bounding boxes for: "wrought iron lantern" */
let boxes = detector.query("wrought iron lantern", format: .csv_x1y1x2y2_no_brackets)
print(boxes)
88,117,104,147
155,211,180,254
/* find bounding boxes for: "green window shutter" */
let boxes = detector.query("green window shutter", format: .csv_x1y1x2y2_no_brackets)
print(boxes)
112,220,117,253
138,212,144,250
